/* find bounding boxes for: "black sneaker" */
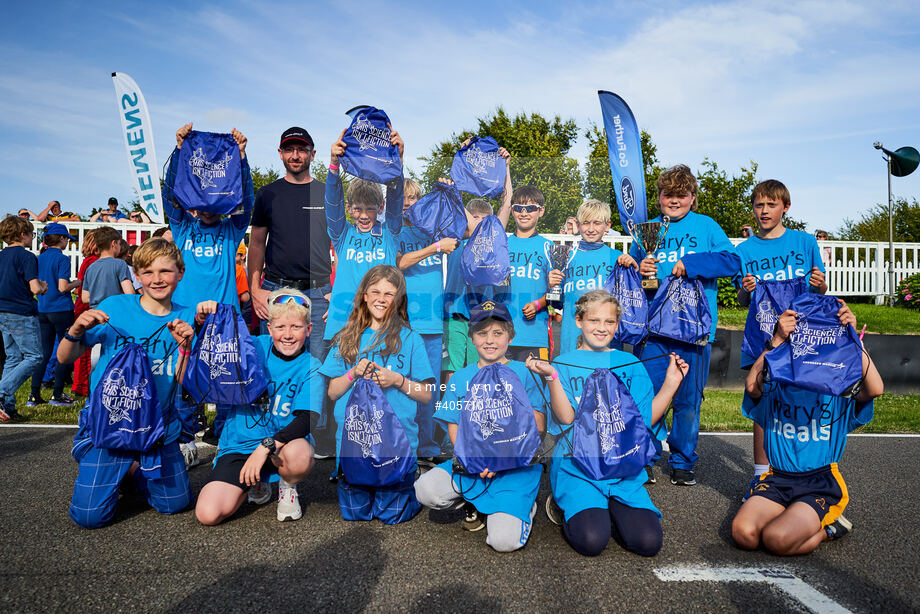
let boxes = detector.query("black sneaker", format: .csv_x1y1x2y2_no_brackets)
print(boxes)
645,466,657,485
49,393,75,406
670,468,697,486
201,426,219,446
26,394,45,407
544,494,563,526
825,515,853,540
462,503,485,532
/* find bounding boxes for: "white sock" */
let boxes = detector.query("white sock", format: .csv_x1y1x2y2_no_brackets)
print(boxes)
753,464,770,478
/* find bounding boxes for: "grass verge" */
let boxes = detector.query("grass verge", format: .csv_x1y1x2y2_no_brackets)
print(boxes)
718,303,920,335
9,385,920,434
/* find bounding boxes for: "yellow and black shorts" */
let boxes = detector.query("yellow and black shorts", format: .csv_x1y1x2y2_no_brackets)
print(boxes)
748,463,849,528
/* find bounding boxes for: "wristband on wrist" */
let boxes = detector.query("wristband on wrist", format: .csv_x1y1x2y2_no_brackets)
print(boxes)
328,163,339,171
399,374,407,392
545,370,558,382
347,370,355,382
531,300,542,312
178,347,190,357
435,241,440,252
63,330,84,344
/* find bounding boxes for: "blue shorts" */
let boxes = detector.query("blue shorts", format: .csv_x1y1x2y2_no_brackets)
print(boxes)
337,471,422,525
69,440,191,529
748,463,848,528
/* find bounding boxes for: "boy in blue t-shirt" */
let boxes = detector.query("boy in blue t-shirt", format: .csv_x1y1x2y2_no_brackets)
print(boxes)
398,179,458,462
415,301,546,552
631,164,740,486
195,288,321,525
504,185,553,361
732,302,883,555
58,238,197,529
29,223,81,407
165,123,254,311
82,226,135,308
734,179,828,494
0,216,47,421
550,199,636,355
324,128,406,340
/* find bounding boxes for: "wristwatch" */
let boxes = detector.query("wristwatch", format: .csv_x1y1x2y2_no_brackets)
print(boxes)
260,437,276,454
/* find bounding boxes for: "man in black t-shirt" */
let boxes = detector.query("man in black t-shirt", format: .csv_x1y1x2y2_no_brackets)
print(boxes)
249,127,332,361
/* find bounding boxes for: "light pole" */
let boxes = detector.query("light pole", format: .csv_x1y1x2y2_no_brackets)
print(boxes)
873,142,919,306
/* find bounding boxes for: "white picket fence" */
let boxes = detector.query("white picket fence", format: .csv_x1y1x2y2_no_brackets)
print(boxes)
25,222,920,300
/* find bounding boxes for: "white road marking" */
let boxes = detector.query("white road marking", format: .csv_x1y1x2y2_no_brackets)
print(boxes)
654,565,851,614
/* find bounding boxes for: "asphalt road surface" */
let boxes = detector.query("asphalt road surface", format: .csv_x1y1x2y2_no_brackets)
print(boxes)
2,428,918,613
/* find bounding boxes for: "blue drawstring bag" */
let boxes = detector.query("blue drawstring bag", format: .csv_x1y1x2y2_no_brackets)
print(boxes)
570,369,655,481
339,378,416,487
405,182,467,242
742,277,809,361
647,275,711,346
764,294,864,397
603,265,648,345
450,137,507,198
454,363,540,475
461,215,511,287
183,303,268,405
340,106,402,184
172,131,243,215
87,343,163,453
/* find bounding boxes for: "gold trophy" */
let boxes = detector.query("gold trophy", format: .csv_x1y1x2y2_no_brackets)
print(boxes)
627,217,670,290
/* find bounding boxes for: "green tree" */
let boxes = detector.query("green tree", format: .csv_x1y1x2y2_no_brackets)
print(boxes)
418,107,583,233
836,198,920,242
583,124,664,233
250,166,281,194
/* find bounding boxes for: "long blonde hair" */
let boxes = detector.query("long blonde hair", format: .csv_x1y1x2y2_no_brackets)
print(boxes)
333,265,410,364
574,290,621,349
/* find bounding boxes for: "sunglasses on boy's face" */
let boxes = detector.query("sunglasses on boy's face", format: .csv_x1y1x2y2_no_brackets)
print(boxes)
512,204,542,214
271,294,309,306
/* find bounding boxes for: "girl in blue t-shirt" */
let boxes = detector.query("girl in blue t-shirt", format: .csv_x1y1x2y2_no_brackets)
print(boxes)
321,265,435,524
195,288,320,526
526,290,687,557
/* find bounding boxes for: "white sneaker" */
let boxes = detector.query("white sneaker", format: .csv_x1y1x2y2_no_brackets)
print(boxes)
180,441,201,469
277,478,302,522
248,481,272,505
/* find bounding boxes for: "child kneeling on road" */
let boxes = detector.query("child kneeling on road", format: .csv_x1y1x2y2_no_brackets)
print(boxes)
195,288,321,525
527,290,687,557
59,239,196,529
731,300,883,555
414,301,546,552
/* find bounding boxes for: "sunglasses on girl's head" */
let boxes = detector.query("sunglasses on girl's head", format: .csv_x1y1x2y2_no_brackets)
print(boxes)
512,204,542,213
271,294,308,306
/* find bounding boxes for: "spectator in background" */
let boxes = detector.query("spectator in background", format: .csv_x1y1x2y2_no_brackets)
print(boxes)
741,225,754,238
560,216,578,234
0,216,47,421
37,201,81,223
117,238,142,292
18,209,36,220
89,197,128,223
71,229,99,397
236,243,253,332
82,226,135,308
125,210,152,246
152,226,174,242
28,223,80,408
815,230,832,266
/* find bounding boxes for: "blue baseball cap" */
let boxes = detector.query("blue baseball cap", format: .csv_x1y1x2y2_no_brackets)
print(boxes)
469,300,512,327
42,223,77,242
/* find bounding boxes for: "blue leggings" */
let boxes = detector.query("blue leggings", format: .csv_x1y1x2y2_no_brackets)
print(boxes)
562,498,662,557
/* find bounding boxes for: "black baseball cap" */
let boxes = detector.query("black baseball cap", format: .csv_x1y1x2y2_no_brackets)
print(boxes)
469,300,512,327
280,127,314,148
107,197,118,205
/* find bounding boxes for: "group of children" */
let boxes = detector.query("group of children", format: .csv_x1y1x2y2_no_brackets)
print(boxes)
0,125,882,560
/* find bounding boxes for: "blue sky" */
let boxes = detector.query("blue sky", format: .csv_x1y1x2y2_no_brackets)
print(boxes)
2,1,919,232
